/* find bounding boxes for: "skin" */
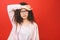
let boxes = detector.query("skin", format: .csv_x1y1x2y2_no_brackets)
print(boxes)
20,8,28,20
20,8,30,25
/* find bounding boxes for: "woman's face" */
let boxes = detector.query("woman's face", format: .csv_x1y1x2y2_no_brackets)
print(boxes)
20,9,28,19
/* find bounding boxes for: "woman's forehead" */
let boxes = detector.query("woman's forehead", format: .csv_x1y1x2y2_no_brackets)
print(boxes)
21,8,28,11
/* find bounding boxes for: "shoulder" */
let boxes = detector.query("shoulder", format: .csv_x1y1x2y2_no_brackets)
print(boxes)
32,22,38,28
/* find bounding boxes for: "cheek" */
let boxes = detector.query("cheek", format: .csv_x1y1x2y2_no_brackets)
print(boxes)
20,13,23,17
25,13,28,17
25,12,29,17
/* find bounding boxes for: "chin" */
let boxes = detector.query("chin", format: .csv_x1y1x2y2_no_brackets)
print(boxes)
22,17,27,19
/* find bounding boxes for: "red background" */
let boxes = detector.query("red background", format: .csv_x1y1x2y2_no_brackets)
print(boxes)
0,0,60,40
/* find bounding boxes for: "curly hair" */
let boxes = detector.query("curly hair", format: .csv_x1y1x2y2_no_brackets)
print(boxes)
13,2,35,25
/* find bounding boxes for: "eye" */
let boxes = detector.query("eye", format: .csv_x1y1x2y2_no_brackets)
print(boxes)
21,11,26,12
21,11,28,13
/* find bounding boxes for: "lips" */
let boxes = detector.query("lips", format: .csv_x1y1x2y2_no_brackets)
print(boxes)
23,15,26,17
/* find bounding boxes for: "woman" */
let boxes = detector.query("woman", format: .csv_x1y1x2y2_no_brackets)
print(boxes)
7,2,39,40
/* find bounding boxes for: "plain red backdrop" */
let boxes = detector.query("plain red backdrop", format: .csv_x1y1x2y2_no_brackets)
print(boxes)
0,0,60,40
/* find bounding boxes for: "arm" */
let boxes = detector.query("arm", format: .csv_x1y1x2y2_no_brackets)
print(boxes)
7,4,21,40
32,23,40,40
7,4,20,25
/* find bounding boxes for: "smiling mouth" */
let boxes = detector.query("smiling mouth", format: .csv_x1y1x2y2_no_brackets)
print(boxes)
23,15,26,17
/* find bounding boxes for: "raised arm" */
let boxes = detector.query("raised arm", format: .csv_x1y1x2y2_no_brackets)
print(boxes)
7,4,20,25
7,4,21,40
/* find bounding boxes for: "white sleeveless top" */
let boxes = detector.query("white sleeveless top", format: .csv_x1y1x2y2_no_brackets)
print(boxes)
7,4,40,40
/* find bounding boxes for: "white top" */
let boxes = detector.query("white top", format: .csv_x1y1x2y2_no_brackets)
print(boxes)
7,4,40,40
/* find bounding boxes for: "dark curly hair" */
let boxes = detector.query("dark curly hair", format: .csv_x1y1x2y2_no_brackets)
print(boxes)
13,2,35,25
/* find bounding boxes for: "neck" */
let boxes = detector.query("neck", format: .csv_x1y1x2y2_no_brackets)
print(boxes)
23,19,29,23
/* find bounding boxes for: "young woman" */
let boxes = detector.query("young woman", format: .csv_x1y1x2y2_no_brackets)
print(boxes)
7,2,39,40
